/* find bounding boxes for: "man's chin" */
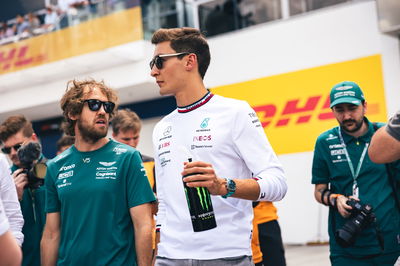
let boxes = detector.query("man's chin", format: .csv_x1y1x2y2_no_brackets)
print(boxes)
341,124,361,134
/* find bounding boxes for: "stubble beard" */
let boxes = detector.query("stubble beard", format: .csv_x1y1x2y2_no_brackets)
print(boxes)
340,118,364,134
77,119,108,144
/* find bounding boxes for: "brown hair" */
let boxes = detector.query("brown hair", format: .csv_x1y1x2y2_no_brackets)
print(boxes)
111,109,141,135
151,27,211,79
60,79,118,136
0,115,34,142
56,135,75,152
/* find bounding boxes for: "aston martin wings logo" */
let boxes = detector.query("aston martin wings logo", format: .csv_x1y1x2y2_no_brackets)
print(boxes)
99,161,116,167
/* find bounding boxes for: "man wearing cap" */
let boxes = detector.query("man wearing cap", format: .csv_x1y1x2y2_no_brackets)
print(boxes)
311,81,400,265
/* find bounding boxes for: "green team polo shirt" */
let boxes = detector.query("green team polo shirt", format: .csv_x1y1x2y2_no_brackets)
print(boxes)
45,139,156,265
11,155,46,266
312,118,400,257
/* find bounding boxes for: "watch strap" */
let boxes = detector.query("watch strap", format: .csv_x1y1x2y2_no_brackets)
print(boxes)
222,178,236,198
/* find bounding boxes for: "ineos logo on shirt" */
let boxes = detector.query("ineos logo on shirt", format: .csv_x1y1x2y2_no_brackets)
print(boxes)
193,135,212,142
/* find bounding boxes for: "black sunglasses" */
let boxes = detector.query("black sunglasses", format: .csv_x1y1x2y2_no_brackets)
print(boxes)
149,52,190,70
1,143,23,154
84,99,115,113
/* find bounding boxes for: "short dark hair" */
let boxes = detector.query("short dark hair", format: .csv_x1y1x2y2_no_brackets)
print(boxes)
151,27,211,79
0,115,34,143
60,79,119,136
56,135,75,152
111,109,141,135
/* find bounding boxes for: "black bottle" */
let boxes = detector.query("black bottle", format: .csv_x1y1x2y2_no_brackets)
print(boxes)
182,159,217,232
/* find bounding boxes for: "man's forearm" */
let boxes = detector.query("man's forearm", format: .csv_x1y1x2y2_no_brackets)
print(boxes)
41,232,60,266
135,224,153,266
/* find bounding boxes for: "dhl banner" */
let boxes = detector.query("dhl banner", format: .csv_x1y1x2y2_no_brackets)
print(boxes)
0,7,142,74
211,55,387,155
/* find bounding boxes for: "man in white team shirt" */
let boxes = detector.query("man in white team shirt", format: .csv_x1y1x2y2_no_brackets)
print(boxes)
0,156,23,266
0,153,23,247
150,27,287,265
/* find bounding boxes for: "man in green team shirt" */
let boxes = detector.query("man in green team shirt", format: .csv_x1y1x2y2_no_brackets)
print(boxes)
41,79,156,266
311,81,400,265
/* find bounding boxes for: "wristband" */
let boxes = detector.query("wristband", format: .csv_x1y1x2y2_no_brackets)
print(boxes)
320,188,330,206
329,194,343,208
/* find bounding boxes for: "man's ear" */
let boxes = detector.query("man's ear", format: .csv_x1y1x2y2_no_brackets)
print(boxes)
68,112,79,121
363,101,368,114
185,53,197,71
31,133,38,142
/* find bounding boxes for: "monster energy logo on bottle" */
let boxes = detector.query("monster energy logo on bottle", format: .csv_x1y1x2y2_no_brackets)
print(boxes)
184,187,191,211
184,187,211,211
197,187,210,210
182,158,217,231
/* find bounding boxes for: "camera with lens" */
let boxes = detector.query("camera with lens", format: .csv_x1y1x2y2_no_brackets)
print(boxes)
17,142,47,189
335,198,376,248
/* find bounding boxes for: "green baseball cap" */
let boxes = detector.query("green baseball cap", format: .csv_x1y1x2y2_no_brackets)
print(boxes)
330,81,365,108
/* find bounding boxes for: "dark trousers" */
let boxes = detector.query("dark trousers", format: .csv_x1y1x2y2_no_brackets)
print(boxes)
255,220,286,266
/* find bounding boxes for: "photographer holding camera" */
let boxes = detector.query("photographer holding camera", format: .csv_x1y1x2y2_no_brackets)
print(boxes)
311,81,400,265
0,115,47,266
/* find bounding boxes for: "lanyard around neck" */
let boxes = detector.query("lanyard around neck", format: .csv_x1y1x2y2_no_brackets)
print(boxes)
338,127,369,185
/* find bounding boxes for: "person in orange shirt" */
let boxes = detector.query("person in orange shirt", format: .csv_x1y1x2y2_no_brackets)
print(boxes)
252,201,286,266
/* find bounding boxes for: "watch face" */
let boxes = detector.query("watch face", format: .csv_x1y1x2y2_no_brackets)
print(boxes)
227,179,236,191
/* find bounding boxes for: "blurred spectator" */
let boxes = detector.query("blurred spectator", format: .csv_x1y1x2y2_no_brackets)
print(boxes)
5,24,16,38
0,22,6,39
57,0,72,28
15,15,30,36
69,0,90,25
43,6,59,31
27,13,41,35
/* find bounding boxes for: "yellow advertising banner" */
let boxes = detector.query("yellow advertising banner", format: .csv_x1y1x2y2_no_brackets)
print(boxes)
0,7,142,74
211,55,387,155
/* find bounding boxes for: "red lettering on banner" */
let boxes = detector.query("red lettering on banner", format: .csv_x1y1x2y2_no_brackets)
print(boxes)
0,45,45,73
0,48,16,71
14,46,33,67
277,96,321,126
318,95,334,120
254,105,276,128
253,94,340,129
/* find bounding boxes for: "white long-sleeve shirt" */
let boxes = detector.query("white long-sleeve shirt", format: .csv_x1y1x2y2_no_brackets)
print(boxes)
0,154,24,245
152,93,287,259
0,198,9,236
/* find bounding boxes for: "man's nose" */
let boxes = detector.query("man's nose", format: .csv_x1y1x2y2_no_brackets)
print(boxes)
150,65,159,77
98,104,107,114
343,110,352,119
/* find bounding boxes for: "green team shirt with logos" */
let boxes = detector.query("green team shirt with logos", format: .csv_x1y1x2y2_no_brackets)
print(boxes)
312,119,400,257
45,139,155,265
